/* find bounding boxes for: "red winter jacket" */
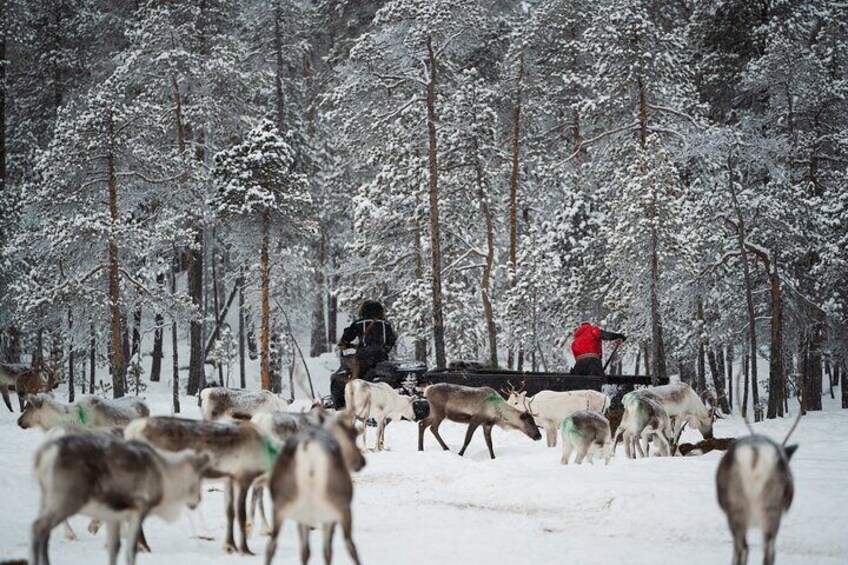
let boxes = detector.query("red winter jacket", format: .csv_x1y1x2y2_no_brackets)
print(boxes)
571,324,603,358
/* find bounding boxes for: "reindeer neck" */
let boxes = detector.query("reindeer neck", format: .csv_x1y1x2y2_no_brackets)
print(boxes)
44,402,84,429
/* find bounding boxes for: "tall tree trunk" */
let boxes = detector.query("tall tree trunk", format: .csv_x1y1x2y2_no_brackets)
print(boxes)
508,52,525,369
728,158,760,420
187,229,205,396
273,1,285,132
696,298,707,393
131,307,142,361
474,145,498,368
171,253,180,414
89,319,96,393
150,275,164,382
840,363,847,409
106,110,125,398
67,310,74,402
211,241,223,386
726,346,734,413
260,210,272,389
742,351,750,419
238,266,246,388
708,347,730,414
425,35,446,369
806,327,824,411
310,235,328,357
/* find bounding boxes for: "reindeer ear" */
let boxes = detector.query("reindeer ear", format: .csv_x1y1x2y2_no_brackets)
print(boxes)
784,444,799,461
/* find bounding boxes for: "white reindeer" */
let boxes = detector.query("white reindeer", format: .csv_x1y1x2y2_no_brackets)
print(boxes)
634,382,717,452
507,386,609,447
345,379,415,451
200,387,289,422
612,393,673,458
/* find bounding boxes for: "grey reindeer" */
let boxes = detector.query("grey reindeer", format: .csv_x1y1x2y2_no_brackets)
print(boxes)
264,424,366,565
560,410,612,465
612,392,674,458
715,391,802,565
30,432,210,565
418,383,542,459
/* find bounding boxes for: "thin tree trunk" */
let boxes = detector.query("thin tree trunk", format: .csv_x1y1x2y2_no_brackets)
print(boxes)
742,351,750,419
726,346,734,413
840,363,847,409
310,235,328,357
425,35,446,369
633,349,641,376
106,110,125,398
187,229,204,396
273,1,285,132
806,328,824,411
260,210,272,390
709,347,730,414
89,319,96,393
171,253,180,414
67,310,74,402
238,266,246,388
508,52,525,369
696,298,707,393
211,242,223,386
151,276,164,382
728,157,759,420
473,144,498,368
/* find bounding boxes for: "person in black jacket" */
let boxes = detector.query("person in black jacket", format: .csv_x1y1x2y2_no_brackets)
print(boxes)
338,299,397,380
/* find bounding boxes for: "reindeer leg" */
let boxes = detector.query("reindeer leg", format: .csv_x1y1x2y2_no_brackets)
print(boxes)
256,485,272,536
376,418,386,451
106,520,121,565
264,509,283,565
125,512,145,565
322,523,335,565
653,432,671,457
418,418,429,451
429,418,450,451
247,484,259,534
458,421,479,457
560,434,573,465
223,479,237,553
545,424,557,448
340,508,362,565
236,478,254,555
482,424,496,460
574,443,591,465
611,426,625,459
32,512,64,565
729,518,748,565
298,523,311,565
18,392,25,412
1,386,12,412
137,524,150,553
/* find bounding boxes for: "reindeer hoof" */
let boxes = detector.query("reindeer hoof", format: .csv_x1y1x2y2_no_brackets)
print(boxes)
245,520,253,534
260,526,272,537
138,542,151,553
223,543,238,554
239,546,255,556
88,520,101,535
64,530,78,541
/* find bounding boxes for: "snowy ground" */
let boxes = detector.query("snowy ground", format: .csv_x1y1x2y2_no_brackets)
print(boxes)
1,361,847,564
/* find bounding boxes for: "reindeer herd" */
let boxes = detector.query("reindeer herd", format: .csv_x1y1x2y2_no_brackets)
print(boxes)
3,375,802,565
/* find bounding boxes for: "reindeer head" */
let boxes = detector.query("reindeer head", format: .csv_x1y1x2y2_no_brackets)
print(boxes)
17,393,49,429
399,395,416,421
503,381,527,410
694,391,717,440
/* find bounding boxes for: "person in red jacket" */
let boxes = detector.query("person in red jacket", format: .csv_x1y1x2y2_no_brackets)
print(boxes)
570,322,626,376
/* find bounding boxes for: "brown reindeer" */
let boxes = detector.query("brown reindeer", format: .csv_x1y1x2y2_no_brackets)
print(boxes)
0,361,59,412
30,432,211,565
263,425,363,565
418,383,542,460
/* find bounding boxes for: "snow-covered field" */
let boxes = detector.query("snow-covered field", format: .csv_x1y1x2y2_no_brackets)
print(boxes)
2,371,847,564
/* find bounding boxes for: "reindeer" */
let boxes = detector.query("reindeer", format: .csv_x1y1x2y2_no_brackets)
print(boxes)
418,383,542,460
560,410,612,465
1,361,59,412
18,393,149,431
30,432,211,565
247,410,365,536
124,416,277,555
506,382,609,447
715,381,801,565
263,425,363,565
612,393,673,458
345,379,415,451
633,382,717,451
200,387,290,421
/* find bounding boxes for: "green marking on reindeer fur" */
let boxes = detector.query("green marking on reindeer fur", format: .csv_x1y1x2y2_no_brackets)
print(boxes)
76,404,89,426
261,436,280,473
560,417,585,437
483,392,505,404
622,392,638,407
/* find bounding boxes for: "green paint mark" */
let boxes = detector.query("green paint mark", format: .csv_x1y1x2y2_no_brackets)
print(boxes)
622,392,638,407
261,436,280,473
561,417,585,437
483,392,505,404
76,404,88,426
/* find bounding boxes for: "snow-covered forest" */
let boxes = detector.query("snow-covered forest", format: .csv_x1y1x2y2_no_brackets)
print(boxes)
1,0,847,420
